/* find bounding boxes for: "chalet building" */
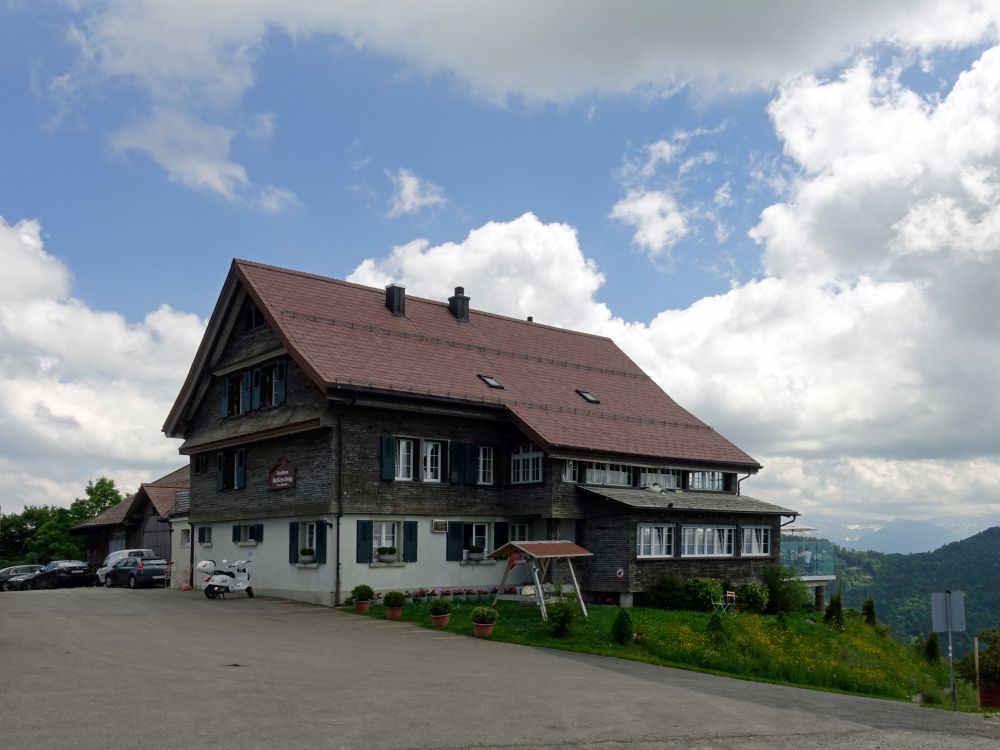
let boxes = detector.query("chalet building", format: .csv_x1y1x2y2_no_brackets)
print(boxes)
164,260,796,606
72,467,189,565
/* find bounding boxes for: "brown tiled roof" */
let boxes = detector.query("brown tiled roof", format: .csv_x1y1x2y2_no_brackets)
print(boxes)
72,496,135,530
150,466,189,487
230,260,759,469
491,541,593,559
71,466,188,531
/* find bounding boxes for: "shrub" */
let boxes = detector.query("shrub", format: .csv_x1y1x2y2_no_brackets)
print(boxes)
383,591,405,608
705,611,728,643
429,598,452,616
468,544,485,554
958,628,1000,685
645,575,691,610
548,598,576,638
686,578,723,612
611,609,633,644
376,546,397,555
824,593,845,630
351,584,374,602
738,583,769,614
471,606,498,624
861,598,877,626
924,632,941,664
762,564,809,614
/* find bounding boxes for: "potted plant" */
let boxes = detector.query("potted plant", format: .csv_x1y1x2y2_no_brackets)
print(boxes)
471,606,498,637
413,588,428,602
467,544,485,562
429,598,452,628
299,547,315,564
453,588,465,601
383,590,405,621
352,584,374,614
377,546,397,563
374,591,384,605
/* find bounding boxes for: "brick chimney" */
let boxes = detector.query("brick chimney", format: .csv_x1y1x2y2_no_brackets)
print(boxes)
448,286,469,323
385,284,406,317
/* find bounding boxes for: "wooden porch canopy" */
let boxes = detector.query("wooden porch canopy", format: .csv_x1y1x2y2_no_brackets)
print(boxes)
489,540,593,621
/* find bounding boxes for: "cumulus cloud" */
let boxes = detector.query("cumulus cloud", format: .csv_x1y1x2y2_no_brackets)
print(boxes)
0,216,205,512
609,190,689,258
386,168,446,217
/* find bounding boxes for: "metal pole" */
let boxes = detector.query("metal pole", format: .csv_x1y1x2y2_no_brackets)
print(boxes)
946,589,956,709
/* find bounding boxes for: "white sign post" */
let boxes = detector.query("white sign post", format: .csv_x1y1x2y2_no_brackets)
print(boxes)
931,590,966,709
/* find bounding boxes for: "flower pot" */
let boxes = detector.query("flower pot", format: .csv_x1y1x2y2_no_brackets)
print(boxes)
468,552,484,562
473,622,495,638
377,554,396,563
299,554,315,564
982,684,1000,708
431,613,451,628
354,600,371,614
386,606,402,621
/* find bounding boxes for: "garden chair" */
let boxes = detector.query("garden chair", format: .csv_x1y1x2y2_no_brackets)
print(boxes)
712,590,737,616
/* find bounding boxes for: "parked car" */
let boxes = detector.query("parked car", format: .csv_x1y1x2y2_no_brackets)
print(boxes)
26,560,96,589
0,565,43,591
104,557,170,588
96,549,156,585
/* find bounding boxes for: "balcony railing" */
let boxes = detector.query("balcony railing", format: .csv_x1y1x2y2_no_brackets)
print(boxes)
780,536,835,578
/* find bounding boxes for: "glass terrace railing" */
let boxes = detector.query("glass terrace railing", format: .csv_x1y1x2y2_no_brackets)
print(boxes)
780,536,836,578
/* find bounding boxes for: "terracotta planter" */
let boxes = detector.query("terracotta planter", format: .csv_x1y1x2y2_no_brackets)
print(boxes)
473,622,495,638
981,684,1000,708
354,600,371,614
431,613,450,629
386,606,402,621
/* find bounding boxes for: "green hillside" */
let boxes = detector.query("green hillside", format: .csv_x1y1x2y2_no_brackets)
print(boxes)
834,526,1000,655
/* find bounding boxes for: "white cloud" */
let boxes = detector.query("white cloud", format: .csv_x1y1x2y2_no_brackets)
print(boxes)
386,168,446,218
0,216,204,512
609,190,689,258
257,185,300,212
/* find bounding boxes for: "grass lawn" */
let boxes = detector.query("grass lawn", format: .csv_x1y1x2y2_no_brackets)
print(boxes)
351,598,979,709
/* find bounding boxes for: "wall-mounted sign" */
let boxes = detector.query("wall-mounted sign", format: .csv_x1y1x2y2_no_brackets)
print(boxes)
431,520,448,533
616,568,625,579
269,458,296,490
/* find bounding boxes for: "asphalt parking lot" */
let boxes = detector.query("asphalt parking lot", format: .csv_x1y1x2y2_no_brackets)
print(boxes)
1,588,998,750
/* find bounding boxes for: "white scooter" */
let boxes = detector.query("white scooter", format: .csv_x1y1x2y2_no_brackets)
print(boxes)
196,559,254,599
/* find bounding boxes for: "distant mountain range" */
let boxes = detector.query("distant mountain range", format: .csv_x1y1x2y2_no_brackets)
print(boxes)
797,514,1000,554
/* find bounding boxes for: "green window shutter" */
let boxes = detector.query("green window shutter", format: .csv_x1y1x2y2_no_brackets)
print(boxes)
315,521,327,564
240,371,252,413
232,525,240,543
251,369,261,410
356,520,373,563
275,360,287,404
235,449,246,489
380,436,395,481
449,442,464,484
215,452,225,490
197,527,205,544
493,521,509,552
288,522,299,563
446,522,464,561
254,523,264,542
464,444,479,484
402,520,418,562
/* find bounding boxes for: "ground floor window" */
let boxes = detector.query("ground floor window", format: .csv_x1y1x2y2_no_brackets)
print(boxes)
637,524,674,558
464,522,488,550
742,526,771,556
197,527,212,545
235,524,263,544
681,526,734,557
510,523,529,542
180,528,191,547
373,521,397,555
300,521,316,551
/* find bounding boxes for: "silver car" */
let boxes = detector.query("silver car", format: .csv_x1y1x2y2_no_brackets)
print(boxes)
96,549,156,585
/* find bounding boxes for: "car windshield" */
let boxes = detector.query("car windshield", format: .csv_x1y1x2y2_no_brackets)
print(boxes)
59,561,87,567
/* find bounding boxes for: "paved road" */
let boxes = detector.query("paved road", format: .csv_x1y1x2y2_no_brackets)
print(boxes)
1,588,997,750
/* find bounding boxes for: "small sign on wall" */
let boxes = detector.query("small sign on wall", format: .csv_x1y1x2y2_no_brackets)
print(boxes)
269,457,296,490
431,520,448,533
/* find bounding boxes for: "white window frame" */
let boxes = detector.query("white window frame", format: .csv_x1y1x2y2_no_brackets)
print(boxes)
478,446,494,485
681,526,735,557
562,460,579,483
510,523,529,542
639,467,680,488
180,528,191,547
372,521,397,555
238,524,261,544
300,521,317,551
197,527,212,545
422,440,442,483
742,526,771,557
689,471,724,491
469,522,488,550
511,444,543,484
637,524,674,558
394,438,413,481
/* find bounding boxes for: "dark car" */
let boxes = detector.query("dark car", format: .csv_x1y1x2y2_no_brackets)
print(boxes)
27,560,96,589
0,565,43,591
105,557,170,588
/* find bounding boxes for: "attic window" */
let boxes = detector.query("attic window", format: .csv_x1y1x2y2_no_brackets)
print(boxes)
478,374,504,389
576,389,600,404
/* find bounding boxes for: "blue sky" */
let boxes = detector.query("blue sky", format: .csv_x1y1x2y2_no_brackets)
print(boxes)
3,2,1000,527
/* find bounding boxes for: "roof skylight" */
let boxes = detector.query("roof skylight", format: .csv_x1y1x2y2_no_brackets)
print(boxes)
576,389,600,404
478,374,504,389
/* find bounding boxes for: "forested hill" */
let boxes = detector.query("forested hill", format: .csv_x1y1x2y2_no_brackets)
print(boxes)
834,526,1000,654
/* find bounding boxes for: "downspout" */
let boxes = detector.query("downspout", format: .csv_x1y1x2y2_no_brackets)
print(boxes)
736,472,752,496
188,521,195,588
